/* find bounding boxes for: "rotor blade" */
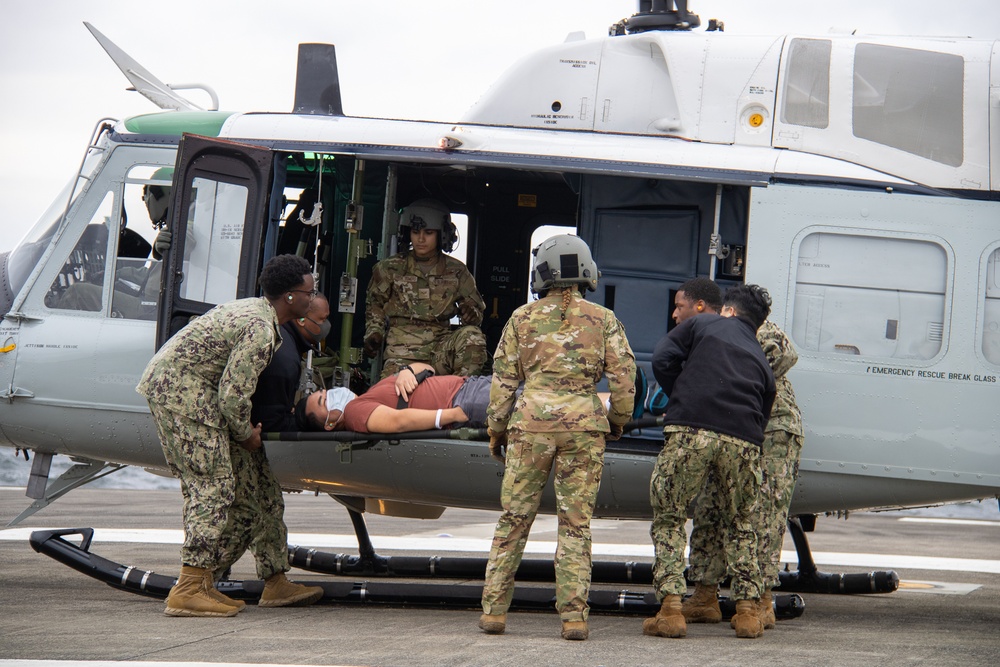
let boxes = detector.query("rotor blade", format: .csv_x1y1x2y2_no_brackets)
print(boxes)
84,22,201,111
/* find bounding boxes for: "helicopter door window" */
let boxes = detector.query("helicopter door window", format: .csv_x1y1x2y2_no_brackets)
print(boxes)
981,247,1000,364
45,190,115,312
791,232,947,361
109,181,163,320
178,177,248,305
780,38,831,129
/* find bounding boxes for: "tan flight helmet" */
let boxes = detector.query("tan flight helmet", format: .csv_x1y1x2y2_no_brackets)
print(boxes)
530,234,600,295
397,198,458,252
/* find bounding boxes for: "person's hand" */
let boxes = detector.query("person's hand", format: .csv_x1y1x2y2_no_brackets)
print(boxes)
607,421,625,441
458,298,479,324
153,229,172,259
487,428,507,463
363,331,383,358
395,366,418,401
239,424,262,451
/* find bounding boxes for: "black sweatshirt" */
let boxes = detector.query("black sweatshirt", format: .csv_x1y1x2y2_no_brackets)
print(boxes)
651,313,776,446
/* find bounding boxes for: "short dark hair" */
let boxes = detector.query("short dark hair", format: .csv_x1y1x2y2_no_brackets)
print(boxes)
723,284,772,330
678,277,722,311
294,395,321,431
259,255,312,298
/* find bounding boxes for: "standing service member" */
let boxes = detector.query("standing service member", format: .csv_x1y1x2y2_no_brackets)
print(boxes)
137,254,324,617
478,234,636,641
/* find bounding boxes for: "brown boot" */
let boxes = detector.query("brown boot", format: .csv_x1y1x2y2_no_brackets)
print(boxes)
561,620,588,641
758,590,776,629
642,594,686,638
258,572,324,607
732,599,765,639
681,583,722,623
479,613,506,634
202,570,245,611
164,565,239,617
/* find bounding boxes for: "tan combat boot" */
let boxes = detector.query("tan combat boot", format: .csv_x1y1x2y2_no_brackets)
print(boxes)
258,572,324,607
561,620,588,641
479,613,507,634
164,565,239,617
202,570,245,611
681,583,722,623
732,599,765,639
642,594,686,638
758,590,776,629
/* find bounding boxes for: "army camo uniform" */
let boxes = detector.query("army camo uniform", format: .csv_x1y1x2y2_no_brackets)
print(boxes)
365,252,486,378
481,288,636,622
687,320,804,589
137,297,289,579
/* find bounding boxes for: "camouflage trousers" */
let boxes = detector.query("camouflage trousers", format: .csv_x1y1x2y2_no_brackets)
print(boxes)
481,430,606,621
687,430,804,589
650,426,763,601
148,402,290,580
382,324,486,378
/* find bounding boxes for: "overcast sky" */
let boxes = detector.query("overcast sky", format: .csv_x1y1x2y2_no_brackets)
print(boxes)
1,0,997,253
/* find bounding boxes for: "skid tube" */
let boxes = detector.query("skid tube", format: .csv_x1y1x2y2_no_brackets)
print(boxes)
27,527,806,619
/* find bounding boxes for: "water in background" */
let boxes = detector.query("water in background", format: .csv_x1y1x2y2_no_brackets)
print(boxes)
0,451,179,490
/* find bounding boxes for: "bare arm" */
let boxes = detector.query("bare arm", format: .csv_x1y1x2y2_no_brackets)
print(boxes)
365,404,468,433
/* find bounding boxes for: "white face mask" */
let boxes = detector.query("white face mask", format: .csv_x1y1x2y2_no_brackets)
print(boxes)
326,387,357,413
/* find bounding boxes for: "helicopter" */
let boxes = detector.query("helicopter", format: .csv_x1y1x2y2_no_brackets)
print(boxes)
0,1,997,608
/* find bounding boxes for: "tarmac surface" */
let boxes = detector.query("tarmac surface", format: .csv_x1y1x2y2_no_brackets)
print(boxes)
1,486,998,667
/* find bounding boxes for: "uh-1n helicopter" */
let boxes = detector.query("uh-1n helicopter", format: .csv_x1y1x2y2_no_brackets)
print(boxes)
0,0,997,612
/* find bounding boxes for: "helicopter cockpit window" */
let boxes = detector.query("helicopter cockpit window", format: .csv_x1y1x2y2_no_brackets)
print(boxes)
791,232,947,361
109,176,167,320
178,177,247,304
45,190,115,312
781,38,831,129
981,247,1000,364
852,44,963,167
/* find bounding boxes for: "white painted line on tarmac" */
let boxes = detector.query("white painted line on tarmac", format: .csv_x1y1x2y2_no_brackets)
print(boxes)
898,517,1000,527
4,527,1000,574
0,662,364,667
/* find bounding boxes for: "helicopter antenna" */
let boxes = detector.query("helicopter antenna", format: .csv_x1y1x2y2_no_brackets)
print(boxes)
84,22,219,111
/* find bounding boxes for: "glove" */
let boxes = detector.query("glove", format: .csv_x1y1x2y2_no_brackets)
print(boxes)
152,229,172,259
607,422,625,441
457,298,480,324
363,331,383,359
487,428,507,463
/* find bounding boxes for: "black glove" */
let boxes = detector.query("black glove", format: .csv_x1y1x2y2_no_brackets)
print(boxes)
607,422,625,441
487,428,507,463
363,331,383,359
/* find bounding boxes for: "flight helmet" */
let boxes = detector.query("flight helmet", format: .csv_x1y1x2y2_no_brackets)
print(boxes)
397,198,457,253
143,167,174,228
530,234,599,294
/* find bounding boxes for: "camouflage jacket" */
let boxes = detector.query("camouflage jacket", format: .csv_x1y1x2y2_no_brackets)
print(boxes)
757,320,804,436
136,297,281,442
364,252,485,343
488,289,636,433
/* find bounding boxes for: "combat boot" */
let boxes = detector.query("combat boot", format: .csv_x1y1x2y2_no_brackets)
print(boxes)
732,599,765,639
561,620,588,641
258,572,324,607
642,594,686,638
758,590,776,629
202,570,245,611
479,613,506,634
681,583,722,623
164,565,239,617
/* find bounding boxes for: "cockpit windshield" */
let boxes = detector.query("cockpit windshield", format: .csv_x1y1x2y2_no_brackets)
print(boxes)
6,147,105,298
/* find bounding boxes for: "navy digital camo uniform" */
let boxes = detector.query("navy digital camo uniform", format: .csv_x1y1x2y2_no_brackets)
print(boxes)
649,313,775,602
364,252,486,378
687,320,804,590
482,287,636,623
137,296,291,581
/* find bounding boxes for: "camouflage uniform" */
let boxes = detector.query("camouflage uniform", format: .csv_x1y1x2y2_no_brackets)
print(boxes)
481,288,636,622
137,297,288,579
686,320,804,589
651,426,763,600
365,252,486,378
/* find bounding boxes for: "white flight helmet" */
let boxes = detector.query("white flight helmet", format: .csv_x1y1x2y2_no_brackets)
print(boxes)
530,234,600,294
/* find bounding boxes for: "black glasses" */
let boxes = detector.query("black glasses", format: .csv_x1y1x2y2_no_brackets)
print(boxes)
289,289,319,299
